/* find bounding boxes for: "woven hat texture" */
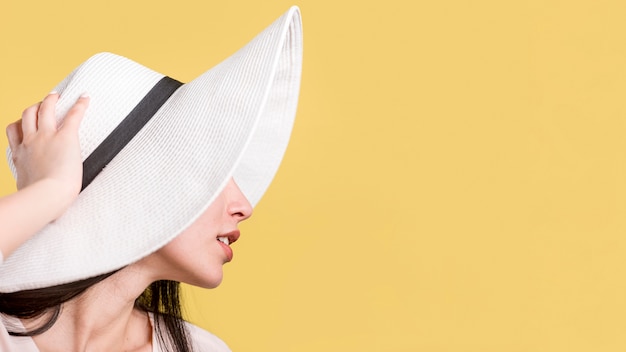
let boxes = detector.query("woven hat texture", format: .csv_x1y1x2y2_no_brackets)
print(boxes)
0,6,302,293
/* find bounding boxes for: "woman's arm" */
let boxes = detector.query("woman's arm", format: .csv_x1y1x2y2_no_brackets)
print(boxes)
0,92,89,261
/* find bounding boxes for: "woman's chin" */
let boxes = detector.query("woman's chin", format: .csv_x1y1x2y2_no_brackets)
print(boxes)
184,270,224,289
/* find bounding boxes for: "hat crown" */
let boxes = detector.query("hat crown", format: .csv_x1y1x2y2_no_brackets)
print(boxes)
53,53,165,161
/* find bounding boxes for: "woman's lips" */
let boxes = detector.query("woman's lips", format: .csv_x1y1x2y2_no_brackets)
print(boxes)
218,240,234,262
217,230,240,262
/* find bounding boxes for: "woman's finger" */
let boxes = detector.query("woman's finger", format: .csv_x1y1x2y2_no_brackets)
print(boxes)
59,94,89,132
21,102,40,136
6,121,22,151
37,92,60,131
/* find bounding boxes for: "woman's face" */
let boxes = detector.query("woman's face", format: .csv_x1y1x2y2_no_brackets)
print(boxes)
148,178,253,288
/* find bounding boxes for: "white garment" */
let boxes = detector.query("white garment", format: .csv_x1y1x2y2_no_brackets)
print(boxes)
0,313,230,352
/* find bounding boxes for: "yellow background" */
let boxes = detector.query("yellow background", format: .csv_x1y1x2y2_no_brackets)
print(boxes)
2,0,626,351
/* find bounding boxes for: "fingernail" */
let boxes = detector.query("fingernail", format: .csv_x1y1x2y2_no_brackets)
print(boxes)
80,92,90,98
49,90,58,95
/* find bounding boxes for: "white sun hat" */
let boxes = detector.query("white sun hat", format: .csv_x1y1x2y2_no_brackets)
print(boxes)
0,6,303,293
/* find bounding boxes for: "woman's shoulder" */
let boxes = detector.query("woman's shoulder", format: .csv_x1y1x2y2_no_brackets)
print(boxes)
183,320,232,352
149,313,231,352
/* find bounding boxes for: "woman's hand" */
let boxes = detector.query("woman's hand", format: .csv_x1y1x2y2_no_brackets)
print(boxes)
0,93,89,259
6,92,89,216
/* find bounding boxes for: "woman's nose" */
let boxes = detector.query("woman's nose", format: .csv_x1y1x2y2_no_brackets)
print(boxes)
226,178,253,221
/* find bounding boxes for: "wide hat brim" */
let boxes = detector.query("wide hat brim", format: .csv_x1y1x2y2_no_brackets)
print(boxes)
0,6,302,293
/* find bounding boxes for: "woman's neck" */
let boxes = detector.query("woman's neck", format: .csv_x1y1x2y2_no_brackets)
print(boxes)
26,265,156,352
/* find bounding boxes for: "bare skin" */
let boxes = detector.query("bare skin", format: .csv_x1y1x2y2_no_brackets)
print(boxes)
27,268,154,352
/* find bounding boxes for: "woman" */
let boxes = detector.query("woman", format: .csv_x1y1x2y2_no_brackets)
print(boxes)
0,6,302,351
